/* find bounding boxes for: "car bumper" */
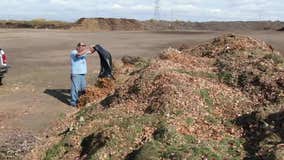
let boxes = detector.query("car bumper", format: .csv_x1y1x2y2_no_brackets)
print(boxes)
0,66,9,75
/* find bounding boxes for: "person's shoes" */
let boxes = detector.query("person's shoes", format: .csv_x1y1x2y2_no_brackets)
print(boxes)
70,102,77,107
79,90,86,96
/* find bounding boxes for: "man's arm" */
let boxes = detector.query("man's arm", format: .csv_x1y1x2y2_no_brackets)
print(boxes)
76,49,91,57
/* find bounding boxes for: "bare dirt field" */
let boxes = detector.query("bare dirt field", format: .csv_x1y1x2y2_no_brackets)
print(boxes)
0,29,283,152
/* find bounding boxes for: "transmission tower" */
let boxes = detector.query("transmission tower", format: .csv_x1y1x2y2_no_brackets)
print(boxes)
154,0,160,20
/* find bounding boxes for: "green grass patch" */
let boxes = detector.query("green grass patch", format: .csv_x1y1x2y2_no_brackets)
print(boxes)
204,115,220,124
173,69,218,79
220,137,245,159
199,89,214,107
264,53,284,64
223,120,235,128
217,71,234,85
191,146,221,160
44,138,71,160
174,110,184,116
185,117,195,126
128,84,141,94
58,112,66,120
76,104,98,122
134,59,151,69
131,137,244,160
184,135,198,144
130,140,164,160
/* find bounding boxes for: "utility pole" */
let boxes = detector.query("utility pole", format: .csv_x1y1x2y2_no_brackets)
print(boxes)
171,8,174,21
154,0,160,20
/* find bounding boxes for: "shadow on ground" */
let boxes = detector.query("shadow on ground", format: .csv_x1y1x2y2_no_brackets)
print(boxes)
79,132,109,159
44,89,71,105
235,110,284,160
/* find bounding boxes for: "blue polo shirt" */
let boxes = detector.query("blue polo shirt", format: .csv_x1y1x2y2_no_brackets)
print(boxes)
70,50,89,75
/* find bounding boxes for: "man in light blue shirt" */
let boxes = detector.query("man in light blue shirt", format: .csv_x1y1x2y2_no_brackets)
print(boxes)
70,42,93,107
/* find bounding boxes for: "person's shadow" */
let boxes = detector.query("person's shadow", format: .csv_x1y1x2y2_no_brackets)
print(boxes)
235,110,284,160
44,89,71,105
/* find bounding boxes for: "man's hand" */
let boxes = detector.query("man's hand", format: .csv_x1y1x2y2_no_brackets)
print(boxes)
76,48,89,56
89,46,96,54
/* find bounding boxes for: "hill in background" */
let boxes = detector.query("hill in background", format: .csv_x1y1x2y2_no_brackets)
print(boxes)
0,18,284,31
73,18,284,31
0,19,72,29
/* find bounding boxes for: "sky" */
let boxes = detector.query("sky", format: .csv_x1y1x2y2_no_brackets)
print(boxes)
0,0,283,22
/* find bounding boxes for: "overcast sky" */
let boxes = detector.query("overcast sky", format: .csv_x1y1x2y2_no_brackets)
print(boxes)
0,0,283,22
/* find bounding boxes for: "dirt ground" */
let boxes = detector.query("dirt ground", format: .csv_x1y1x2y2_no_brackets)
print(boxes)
0,29,283,149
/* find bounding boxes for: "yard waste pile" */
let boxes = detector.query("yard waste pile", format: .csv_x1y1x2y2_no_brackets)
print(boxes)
0,19,72,29
71,18,284,31
26,34,283,160
72,18,144,31
185,34,284,105
1,18,284,31
78,78,115,107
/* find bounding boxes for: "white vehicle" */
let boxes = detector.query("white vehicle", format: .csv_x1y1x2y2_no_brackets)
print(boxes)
0,49,9,85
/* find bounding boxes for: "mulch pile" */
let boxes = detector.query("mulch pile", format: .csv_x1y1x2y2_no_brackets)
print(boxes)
78,78,115,107
72,18,144,31
187,33,273,57
38,34,284,160
184,34,284,105
109,48,252,140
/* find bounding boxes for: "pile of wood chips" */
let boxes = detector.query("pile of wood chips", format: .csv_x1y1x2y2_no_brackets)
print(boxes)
78,78,115,108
